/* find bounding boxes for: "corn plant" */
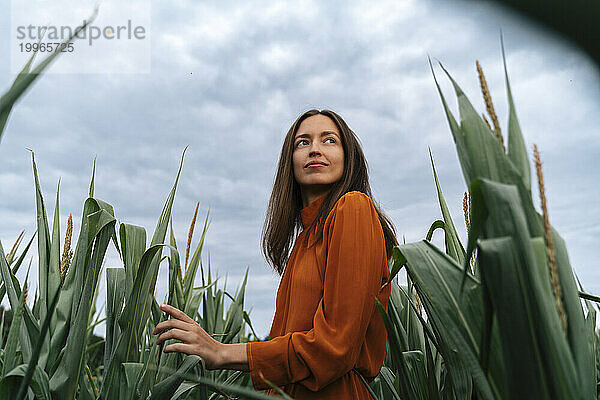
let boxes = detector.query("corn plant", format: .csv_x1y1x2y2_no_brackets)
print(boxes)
0,22,278,394
0,149,116,399
373,40,598,399
0,148,283,399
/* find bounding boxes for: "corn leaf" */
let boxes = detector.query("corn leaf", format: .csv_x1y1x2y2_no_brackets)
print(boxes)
102,243,174,398
429,57,473,186
31,152,51,325
50,208,116,398
2,364,51,400
550,225,595,395
394,242,501,400
120,223,147,300
429,149,466,265
168,219,184,309
16,288,60,400
48,198,113,372
0,233,34,304
2,277,26,377
501,35,531,195
378,366,401,400
471,177,582,398
40,180,62,370
105,268,126,371
221,267,249,344
122,362,145,400
0,241,38,360
0,8,97,143
375,298,413,399
150,355,202,400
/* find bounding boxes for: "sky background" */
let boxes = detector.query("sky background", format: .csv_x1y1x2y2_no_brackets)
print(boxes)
1,0,599,338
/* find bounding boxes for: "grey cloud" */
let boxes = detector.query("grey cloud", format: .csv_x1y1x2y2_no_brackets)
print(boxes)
1,0,598,337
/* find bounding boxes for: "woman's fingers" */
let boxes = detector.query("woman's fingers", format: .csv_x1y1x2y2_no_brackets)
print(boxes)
160,304,195,323
163,342,195,355
151,311,224,369
152,318,190,335
156,328,188,345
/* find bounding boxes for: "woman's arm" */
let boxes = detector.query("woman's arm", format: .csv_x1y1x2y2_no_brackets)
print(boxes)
153,303,249,372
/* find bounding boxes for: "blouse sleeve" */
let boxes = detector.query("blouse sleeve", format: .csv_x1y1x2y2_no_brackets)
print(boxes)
246,192,387,392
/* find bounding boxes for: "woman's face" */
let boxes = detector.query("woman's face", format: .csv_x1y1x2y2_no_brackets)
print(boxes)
292,114,345,201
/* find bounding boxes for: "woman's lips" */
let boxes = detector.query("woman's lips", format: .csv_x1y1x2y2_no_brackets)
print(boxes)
305,162,328,168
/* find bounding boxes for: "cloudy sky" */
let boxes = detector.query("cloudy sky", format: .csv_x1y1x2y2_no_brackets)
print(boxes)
1,0,598,338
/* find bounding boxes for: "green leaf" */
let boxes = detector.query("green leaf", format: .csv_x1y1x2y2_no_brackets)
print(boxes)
119,223,147,301
429,149,466,265
168,218,184,309
425,220,444,242
122,362,144,400
501,34,531,195
472,178,582,399
150,356,202,400
0,233,35,304
30,152,51,333
41,179,62,370
181,368,283,399
0,241,38,360
429,57,473,186
403,350,429,400
395,241,501,400
243,310,260,341
0,8,98,143
378,366,401,400
16,288,61,400
2,364,51,400
78,365,96,400
551,225,595,396
222,267,249,344
50,207,116,398
105,268,126,370
48,198,114,375
3,278,26,376
102,149,187,400
375,298,412,400
89,157,96,198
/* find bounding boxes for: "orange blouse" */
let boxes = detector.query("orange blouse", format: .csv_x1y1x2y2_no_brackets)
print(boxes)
246,191,391,399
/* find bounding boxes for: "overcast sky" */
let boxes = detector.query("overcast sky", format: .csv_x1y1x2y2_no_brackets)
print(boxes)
1,0,598,338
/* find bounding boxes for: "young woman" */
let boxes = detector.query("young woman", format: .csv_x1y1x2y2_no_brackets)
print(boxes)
153,109,397,399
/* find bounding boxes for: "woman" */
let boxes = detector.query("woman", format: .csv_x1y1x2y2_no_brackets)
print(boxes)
153,109,397,399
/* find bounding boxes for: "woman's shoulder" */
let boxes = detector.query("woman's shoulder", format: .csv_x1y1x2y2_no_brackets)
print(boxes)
322,191,384,241
336,191,373,206
328,191,376,220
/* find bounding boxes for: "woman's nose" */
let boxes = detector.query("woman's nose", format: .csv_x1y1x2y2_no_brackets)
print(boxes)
308,141,322,156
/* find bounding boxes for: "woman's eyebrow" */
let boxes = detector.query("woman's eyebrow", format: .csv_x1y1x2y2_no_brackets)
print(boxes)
295,130,340,139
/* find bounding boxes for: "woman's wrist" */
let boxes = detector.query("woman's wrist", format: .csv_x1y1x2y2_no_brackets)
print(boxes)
218,343,250,372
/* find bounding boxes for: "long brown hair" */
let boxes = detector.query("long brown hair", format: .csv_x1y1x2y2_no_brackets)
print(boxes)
261,109,397,275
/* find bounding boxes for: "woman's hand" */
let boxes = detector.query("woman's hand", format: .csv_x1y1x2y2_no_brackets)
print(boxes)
152,304,224,370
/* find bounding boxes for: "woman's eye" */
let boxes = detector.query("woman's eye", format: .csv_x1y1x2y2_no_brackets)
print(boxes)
296,139,309,147
325,138,336,144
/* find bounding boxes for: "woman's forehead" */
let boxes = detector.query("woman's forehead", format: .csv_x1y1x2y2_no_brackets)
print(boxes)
295,114,339,137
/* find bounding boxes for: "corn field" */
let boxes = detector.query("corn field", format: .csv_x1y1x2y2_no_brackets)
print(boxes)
368,42,599,399
0,22,598,400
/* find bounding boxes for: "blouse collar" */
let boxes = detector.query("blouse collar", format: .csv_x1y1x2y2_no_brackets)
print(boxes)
300,194,327,229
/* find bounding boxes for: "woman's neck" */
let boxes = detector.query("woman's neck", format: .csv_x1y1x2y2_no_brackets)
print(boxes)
301,185,330,208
